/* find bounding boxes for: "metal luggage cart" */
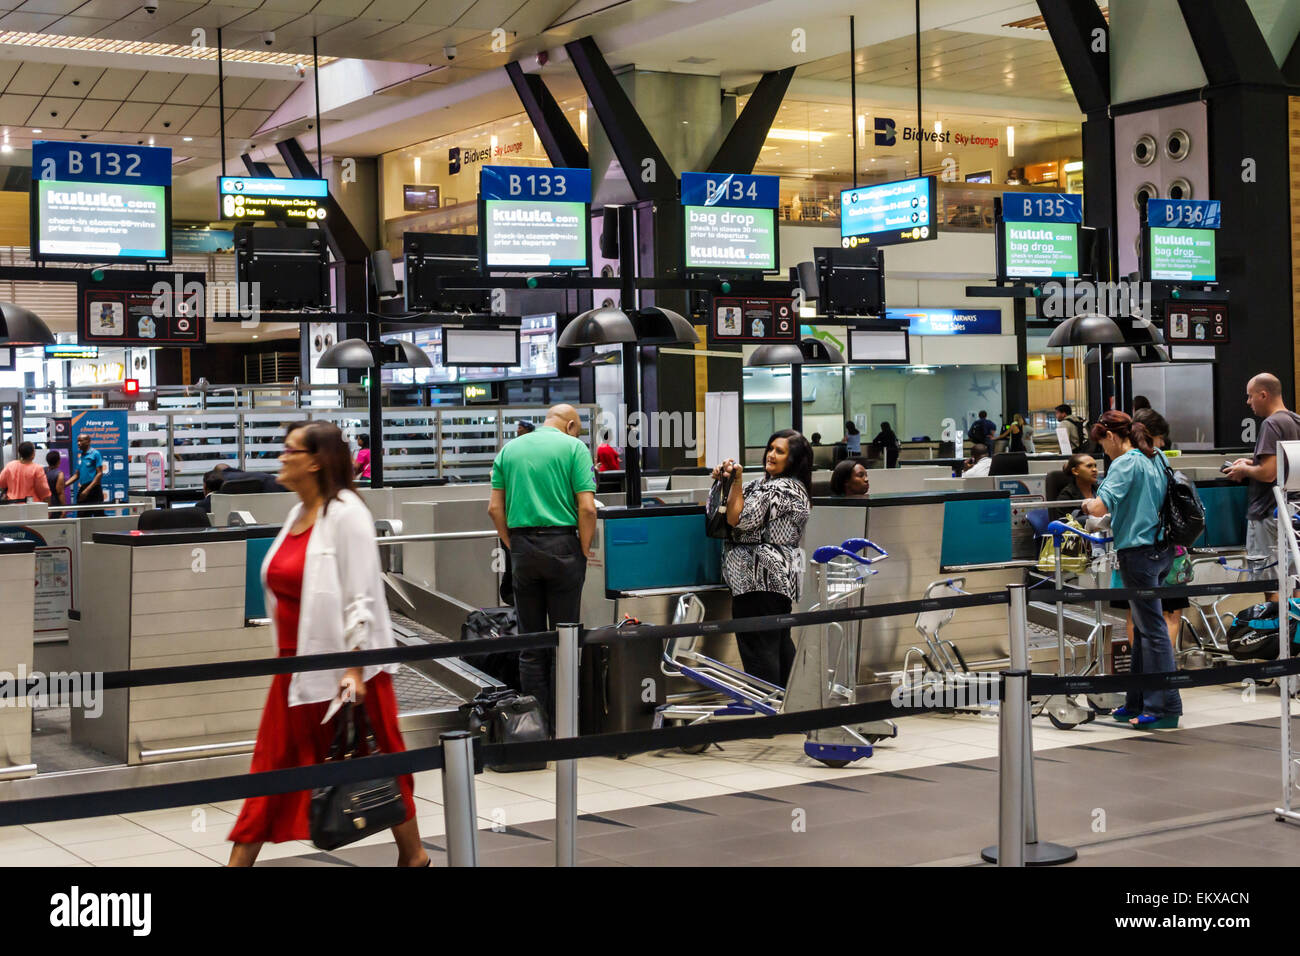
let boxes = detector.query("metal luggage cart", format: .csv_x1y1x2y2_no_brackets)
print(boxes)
789,538,899,767
1180,553,1258,667
893,578,996,717
653,538,898,767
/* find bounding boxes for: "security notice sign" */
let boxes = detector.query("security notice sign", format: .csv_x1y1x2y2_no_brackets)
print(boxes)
708,296,797,345
0,522,77,632
77,271,205,348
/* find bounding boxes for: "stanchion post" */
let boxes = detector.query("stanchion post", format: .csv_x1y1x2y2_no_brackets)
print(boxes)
555,623,581,867
440,731,479,867
1275,486,1298,824
982,583,1077,865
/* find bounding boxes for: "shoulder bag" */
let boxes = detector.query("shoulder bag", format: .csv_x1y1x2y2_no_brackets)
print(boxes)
309,702,408,851
1159,454,1206,548
705,475,733,540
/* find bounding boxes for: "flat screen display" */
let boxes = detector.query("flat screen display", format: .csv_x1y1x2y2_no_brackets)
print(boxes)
34,180,169,261
839,175,937,248
683,205,778,271
384,314,557,384
1003,221,1079,278
848,329,910,364
1148,226,1216,282
481,198,589,269
443,327,522,367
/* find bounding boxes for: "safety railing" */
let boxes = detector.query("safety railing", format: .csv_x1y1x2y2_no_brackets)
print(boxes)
0,571,1289,869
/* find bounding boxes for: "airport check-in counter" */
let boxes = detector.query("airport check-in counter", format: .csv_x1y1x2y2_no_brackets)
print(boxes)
799,491,1019,681
71,523,487,765
0,539,36,780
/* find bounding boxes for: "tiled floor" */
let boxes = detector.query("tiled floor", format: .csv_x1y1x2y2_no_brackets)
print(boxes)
3,682,1298,866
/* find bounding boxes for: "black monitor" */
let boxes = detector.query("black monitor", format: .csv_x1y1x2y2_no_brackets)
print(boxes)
234,226,329,311
403,232,491,313
814,246,884,317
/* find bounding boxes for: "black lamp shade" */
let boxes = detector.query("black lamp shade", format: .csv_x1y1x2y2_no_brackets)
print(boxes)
386,339,433,368
317,337,376,369
747,343,806,367
634,306,700,344
800,338,844,364
557,307,637,347
1085,344,1170,365
1045,313,1125,348
0,302,54,346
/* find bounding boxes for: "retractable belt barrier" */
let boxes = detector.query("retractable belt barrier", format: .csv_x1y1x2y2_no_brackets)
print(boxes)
0,575,1285,835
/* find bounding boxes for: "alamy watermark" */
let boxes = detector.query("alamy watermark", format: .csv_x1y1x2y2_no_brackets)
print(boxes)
593,405,699,452
151,273,261,328
0,666,102,718
890,668,998,710
1040,278,1152,320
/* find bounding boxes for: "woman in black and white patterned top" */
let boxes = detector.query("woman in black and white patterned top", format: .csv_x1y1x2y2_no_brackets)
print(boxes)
711,429,812,687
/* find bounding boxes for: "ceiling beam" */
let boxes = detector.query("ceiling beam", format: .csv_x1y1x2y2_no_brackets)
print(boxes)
275,137,369,264
563,35,675,201
707,66,794,174
1036,0,1109,114
1176,0,1285,87
504,61,588,169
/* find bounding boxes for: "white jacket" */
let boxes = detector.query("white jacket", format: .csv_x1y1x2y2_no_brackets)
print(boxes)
261,489,398,707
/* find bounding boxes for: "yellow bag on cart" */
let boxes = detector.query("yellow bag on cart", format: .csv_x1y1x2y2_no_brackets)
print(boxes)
1036,515,1091,574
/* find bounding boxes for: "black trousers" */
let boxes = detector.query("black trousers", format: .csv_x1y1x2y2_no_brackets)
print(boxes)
74,482,103,518
731,590,795,688
510,531,586,732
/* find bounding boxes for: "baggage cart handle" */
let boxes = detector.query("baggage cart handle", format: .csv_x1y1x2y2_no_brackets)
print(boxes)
1046,519,1112,547
811,537,890,566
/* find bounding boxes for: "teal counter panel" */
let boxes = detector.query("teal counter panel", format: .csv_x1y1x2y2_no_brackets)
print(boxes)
603,513,722,596
941,497,1012,566
245,537,274,619
1196,484,1247,548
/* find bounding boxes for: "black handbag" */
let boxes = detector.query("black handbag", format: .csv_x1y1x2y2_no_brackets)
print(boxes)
705,476,733,540
461,607,521,689
460,689,548,772
309,703,408,851
1159,455,1206,547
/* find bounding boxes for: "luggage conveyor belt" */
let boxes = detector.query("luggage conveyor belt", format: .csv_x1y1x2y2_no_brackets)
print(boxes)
0,607,499,802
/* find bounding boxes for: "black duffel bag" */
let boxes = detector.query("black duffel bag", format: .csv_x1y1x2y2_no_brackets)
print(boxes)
1227,602,1283,661
461,607,521,690
460,689,548,773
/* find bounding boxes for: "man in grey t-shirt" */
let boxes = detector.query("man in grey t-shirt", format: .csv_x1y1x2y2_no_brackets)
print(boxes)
1225,372,1300,598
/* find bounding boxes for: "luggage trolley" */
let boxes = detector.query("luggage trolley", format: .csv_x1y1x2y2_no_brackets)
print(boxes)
1180,554,1261,668
894,578,994,716
653,538,898,767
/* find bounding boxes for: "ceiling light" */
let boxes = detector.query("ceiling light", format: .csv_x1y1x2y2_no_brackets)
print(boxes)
30,128,40,134
1,145,11,154
0,30,337,67
183,136,193,142
767,128,827,143
1064,160,1082,172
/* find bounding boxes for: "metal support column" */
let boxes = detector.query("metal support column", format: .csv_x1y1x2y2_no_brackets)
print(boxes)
618,204,642,507
983,584,1077,865
555,623,581,867
440,731,479,866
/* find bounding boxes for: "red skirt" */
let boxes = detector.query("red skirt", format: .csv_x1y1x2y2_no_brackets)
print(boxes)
228,670,416,845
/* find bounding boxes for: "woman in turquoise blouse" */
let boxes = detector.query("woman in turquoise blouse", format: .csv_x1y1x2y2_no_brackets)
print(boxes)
1080,410,1180,729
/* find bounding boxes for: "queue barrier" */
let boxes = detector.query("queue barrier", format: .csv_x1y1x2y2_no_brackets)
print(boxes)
0,574,1289,869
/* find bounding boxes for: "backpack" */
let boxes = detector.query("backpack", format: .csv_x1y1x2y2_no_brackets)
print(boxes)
1065,415,1087,452
1226,602,1285,661
1158,455,1206,547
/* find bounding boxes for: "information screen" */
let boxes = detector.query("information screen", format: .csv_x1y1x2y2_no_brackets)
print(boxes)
839,175,937,248
481,199,589,269
683,205,778,271
708,296,797,345
219,176,328,223
1003,221,1079,278
1148,227,1216,281
1165,301,1228,344
35,180,169,261
77,270,205,348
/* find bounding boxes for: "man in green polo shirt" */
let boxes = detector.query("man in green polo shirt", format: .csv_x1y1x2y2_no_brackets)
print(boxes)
488,404,597,731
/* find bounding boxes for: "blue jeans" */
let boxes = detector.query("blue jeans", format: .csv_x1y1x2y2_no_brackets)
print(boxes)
1118,543,1181,717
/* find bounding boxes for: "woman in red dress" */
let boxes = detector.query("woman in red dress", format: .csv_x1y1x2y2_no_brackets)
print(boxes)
228,421,428,866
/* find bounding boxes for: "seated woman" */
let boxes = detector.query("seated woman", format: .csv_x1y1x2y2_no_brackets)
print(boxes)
1052,453,1098,520
830,459,869,497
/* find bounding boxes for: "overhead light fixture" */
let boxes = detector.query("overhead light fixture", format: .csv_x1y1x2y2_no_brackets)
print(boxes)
0,302,55,345
1045,313,1125,348
557,307,638,347
1006,125,1015,157
183,136,193,142
767,128,827,143
1064,160,1082,172
318,338,433,369
0,30,338,67
30,128,41,133
569,350,622,368
747,338,845,368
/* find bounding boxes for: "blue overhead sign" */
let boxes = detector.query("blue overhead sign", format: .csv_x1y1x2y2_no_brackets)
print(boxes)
1146,198,1221,229
219,176,328,198
680,172,779,209
886,308,1002,336
33,140,172,187
1002,191,1083,223
479,165,591,203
